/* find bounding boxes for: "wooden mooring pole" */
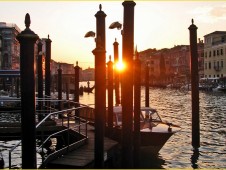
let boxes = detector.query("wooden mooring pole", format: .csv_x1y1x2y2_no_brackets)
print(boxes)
45,35,52,98
134,49,141,168
113,39,121,105
16,13,39,168
121,1,136,168
94,4,106,168
145,62,150,107
74,61,80,118
189,19,200,148
37,40,43,120
58,64,62,112
107,55,113,135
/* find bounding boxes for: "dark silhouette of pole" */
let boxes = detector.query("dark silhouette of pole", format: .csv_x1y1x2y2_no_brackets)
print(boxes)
74,61,80,118
45,35,52,98
133,49,141,168
113,38,120,105
145,63,149,107
37,40,43,120
94,4,106,168
92,37,106,168
189,19,200,148
58,64,62,112
121,1,136,168
107,55,113,136
16,13,39,169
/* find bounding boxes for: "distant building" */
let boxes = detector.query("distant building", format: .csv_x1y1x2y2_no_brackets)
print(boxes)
139,41,204,86
0,22,21,70
204,31,226,78
81,67,95,81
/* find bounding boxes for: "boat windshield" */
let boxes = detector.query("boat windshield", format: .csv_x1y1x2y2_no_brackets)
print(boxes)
113,106,162,126
140,107,162,122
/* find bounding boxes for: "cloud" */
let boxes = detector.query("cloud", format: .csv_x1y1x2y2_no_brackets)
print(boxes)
190,4,226,23
210,6,226,17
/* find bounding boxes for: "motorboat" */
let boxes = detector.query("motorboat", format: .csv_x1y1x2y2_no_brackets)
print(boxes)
212,84,226,92
107,106,181,155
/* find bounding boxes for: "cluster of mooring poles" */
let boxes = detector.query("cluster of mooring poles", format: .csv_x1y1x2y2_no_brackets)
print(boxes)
90,1,139,168
16,13,81,168
16,1,200,169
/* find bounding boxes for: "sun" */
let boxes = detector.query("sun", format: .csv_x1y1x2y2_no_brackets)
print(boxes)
115,61,125,72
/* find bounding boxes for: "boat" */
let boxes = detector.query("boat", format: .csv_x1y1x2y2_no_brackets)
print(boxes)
212,84,226,92
107,106,181,155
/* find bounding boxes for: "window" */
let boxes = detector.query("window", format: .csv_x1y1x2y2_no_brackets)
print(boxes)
209,51,211,57
205,52,207,58
221,49,223,55
217,50,219,56
221,61,223,67
209,62,211,69
213,50,216,56
205,63,207,69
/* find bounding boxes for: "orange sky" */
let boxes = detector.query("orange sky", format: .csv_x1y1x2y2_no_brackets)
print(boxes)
1,1,226,69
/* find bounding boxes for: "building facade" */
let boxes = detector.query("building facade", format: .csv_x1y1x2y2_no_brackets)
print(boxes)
0,22,21,70
139,40,204,86
204,31,226,79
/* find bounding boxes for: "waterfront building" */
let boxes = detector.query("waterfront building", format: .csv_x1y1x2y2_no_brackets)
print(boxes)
0,22,21,70
138,41,204,86
204,31,226,79
0,22,21,92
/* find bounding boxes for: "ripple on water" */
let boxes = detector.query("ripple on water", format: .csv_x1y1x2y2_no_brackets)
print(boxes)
0,87,226,168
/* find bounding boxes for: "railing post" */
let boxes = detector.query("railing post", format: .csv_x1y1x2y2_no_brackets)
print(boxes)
16,13,39,169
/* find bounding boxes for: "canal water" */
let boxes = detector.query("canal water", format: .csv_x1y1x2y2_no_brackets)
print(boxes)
0,81,225,168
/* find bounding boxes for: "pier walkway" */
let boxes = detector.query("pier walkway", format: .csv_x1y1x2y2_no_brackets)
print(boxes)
45,122,119,168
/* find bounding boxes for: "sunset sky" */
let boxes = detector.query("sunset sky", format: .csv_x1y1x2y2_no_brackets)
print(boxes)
1,1,226,69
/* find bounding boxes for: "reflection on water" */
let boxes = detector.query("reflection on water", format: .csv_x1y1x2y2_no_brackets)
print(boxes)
0,83,226,168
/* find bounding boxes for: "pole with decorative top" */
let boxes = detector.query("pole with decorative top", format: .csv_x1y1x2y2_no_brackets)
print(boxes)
93,4,106,168
45,34,52,98
188,19,200,148
37,39,43,120
16,13,39,169
74,61,80,119
113,38,120,105
107,55,113,136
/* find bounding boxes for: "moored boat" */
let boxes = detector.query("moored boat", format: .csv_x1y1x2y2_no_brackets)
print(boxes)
108,106,181,155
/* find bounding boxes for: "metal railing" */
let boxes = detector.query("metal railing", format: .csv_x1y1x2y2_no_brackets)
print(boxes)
6,98,93,169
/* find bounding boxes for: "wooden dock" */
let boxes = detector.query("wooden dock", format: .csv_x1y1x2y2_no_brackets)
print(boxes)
45,124,120,168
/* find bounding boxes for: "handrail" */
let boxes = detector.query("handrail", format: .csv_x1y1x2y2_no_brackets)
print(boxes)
8,99,93,169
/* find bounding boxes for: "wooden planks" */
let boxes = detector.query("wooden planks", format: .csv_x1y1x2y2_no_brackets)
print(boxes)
46,125,119,168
